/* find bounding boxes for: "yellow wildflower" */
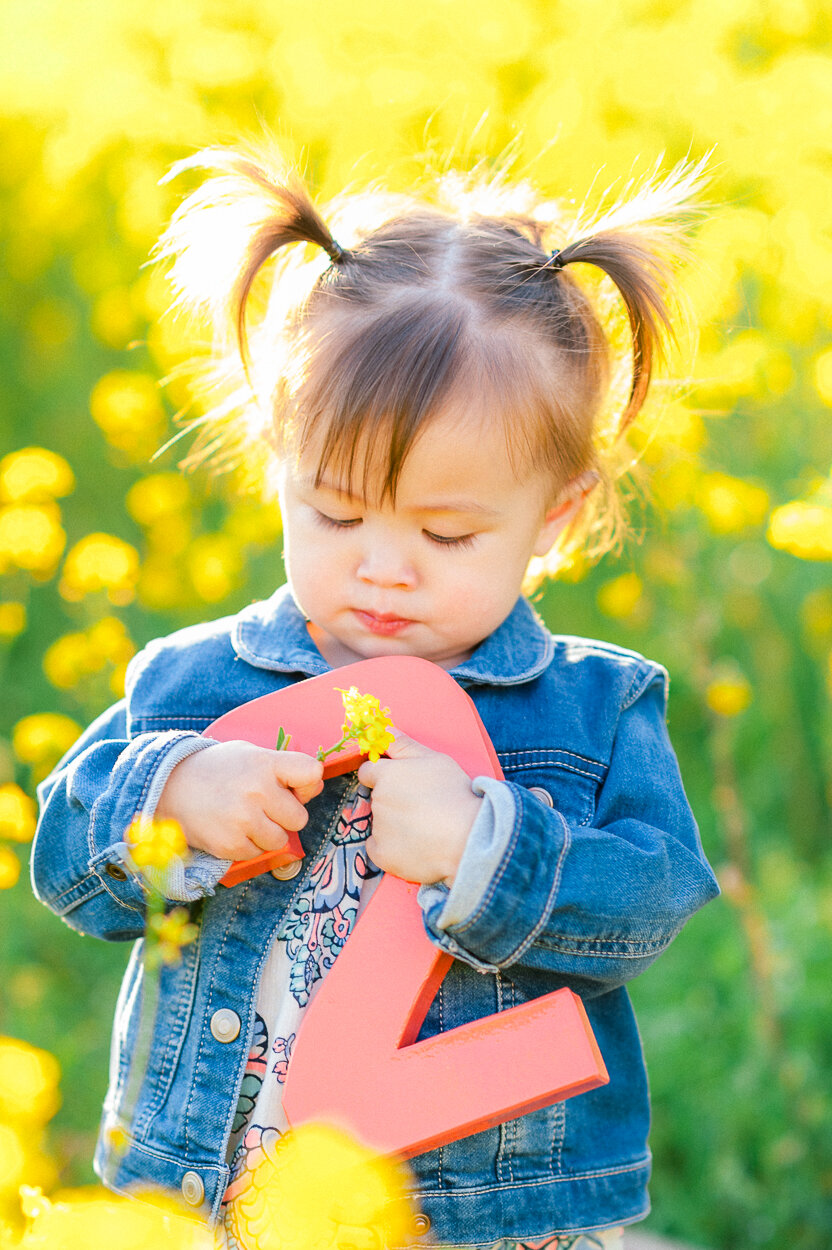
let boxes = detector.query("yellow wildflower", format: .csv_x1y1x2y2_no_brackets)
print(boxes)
706,664,753,717
147,908,199,966
0,1038,60,1124
0,600,27,639
0,503,66,576
0,447,74,503
89,369,167,462
767,502,832,561
224,1122,412,1250
12,713,82,767
0,784,37,842
126,816,188,872
0,845,21,890
697,473,770,535
338,687,396,762
60,533,140,604
597,573,644,620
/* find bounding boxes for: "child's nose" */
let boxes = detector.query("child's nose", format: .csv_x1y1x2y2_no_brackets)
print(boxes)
356,538,417,589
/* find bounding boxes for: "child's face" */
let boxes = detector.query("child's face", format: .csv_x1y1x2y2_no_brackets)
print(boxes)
277,408,576,670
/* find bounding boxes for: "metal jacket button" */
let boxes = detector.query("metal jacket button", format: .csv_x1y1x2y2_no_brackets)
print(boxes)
412,1213,431,1235
210,1009,241,1043
181,1170,204,1205
528,785,554,807
271,860,302,880
105,863,128,880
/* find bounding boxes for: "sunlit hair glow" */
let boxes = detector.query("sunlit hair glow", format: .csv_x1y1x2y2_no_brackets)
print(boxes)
153,141,708,581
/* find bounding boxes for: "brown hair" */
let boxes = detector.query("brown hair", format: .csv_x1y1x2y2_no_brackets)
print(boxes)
154,141,707,577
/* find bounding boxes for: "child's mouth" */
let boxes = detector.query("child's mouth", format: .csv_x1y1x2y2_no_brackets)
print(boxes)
353,609,415,636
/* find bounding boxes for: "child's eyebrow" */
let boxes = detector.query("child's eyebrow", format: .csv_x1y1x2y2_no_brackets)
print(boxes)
303,476,500,518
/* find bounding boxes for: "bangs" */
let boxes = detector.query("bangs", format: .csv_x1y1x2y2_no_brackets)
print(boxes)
285,295,597,503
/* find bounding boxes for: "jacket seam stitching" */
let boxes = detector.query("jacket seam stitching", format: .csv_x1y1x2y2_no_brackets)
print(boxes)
414,1155,651,1197
498,749,603,768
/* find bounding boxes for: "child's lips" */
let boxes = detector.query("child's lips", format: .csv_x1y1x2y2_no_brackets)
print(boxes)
353,609,415,636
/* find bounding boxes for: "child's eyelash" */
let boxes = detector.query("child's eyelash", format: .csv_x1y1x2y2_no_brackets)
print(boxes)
313,510,475,550
313,511,360,530
424,531,476,550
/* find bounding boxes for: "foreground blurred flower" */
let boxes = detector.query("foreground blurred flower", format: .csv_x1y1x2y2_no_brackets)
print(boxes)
0,448,74,504
223,1122,413,1250
0,1038,60,1125
146,908,199,967
126,816,188,872
767,501,832,560
60,533,140,604
15,1185,214,1249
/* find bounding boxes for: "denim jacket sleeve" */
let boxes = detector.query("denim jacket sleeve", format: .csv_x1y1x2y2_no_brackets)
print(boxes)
419,668,720,998
31,698,227,942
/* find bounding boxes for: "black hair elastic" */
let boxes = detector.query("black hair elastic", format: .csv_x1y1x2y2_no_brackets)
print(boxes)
546,248,566,272
327,239,347,265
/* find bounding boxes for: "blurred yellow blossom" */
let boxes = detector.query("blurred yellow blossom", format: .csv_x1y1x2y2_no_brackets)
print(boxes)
126,473,190,526
89,370,167,462
126,816,188,872
801,588,832,638
59,533,140,604
0,504,66,576
42,617,135,692
0,1122,25,1189
0,846,21,890
223,1122,412,1250
697,473,771,535
12,713,82,769
0,448,74,503
90,286,142,350
14,1185,215,1249
767,501,832,560
0,785,36,843
187,533,242,603
706,664,753,717
813,347,832,407
0,602,26,640
146,908,199,966
597,572,644,620
0,1039,60,1125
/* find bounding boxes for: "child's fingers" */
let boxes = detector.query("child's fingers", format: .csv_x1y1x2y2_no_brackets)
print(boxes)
291,777,325,805
383,730,433,759
249,817,291,855
271,749,324,791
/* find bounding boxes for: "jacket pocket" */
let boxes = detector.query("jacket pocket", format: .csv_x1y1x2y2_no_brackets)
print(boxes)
499,749,604,827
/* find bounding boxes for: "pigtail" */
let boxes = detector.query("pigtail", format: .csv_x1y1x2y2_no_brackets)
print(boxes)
551,155,709,435
154,143,345,377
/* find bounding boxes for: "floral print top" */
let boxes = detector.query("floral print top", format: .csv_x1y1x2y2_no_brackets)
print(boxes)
216,781,624,1250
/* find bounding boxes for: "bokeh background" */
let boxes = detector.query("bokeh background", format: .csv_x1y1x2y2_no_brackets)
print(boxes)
1,2,831,1247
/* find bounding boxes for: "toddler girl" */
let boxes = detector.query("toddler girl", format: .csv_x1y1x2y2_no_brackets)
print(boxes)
32,141,720,1250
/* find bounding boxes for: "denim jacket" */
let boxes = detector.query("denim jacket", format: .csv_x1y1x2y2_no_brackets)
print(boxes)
31,585,719,1248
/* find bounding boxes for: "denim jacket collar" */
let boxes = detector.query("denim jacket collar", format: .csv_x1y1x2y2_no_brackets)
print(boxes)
231,583,555,686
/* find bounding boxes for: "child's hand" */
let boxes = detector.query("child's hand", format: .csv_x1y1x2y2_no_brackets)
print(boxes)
357,732,482,887
155,742,324,861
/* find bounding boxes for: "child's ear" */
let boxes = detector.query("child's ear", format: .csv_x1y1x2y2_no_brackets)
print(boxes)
532,471,600,557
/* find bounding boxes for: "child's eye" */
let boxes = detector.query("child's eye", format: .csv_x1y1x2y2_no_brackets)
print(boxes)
314,510,361,531
424,530,476,550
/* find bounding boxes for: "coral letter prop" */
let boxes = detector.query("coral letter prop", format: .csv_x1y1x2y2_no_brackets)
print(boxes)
206,656,608,1157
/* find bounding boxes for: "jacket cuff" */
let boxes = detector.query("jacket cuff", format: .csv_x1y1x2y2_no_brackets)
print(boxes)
418,777,516,930
85,731,224,913
132,736,232,901
420,782,569,971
